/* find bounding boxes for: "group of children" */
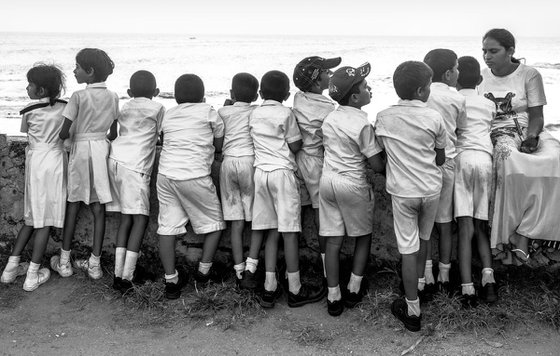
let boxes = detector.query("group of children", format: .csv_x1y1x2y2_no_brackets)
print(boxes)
0,46,500,332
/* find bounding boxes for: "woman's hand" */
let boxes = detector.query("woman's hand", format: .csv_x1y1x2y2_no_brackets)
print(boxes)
520,135,539,153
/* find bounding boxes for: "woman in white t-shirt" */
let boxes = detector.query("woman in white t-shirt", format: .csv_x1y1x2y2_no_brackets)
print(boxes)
479,28,560,264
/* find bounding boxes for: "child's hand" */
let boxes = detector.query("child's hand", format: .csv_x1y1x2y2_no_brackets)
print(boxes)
223,98,234,106
520,135,539,153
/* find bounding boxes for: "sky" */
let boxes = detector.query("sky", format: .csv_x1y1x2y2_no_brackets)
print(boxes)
2,0,559,37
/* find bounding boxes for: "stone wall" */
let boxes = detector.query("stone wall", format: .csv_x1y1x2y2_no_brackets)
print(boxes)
0,134,400,269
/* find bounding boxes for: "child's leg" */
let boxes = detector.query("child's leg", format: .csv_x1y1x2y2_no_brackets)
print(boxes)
90,202,106,257
475,219,496,288
436,222,453,265
199,230,222,269
457,217,476,296
348,234,371,293
22,227,51,291
62,201,81,251
159,234,177,277
1,225,34,282
121,214,149,282
314,208,327,278
230,220,245,265
244,230,264,272
264,229,280,291
325,236,344,296
10,225,35,256
114,213,132,279
402,252,419,301
30,227,50,264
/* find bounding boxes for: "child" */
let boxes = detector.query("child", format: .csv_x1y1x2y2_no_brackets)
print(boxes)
50,48,119,280
321,62,383,316
218,73,259,283
375,61,447,331
0,64,67,291
157,74,226,299
423,48,467,296
292,56,341,285
247,70,325,308
106,70,165,293
455,56,498,307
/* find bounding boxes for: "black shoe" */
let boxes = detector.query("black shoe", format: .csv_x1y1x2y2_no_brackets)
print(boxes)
480,282,498,304
258,288,282,308
119,279,134,294
437,281,453,297
194,270,211,284
112,277,123,291
419,283,436,304
343,278,369,308
391,298,421,332
288,284,326,308
327,299,344,316
459,293,478,309
165,270,188,300
239,270,258,291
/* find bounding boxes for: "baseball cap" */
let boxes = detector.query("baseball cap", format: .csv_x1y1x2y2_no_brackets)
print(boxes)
293,56,342,91
328,62,371,102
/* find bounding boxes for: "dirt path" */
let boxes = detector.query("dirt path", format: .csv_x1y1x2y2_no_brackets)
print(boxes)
1,274,559,356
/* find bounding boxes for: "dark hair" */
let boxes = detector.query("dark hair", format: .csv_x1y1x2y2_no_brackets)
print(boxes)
260,70,290,102
457,56,480,89
232,72,259,103
174,74,204,104
337,80,363,106
483,28,520,64
26,63,65,105
393,61,433,100
130,70,157,98
423,48,457,83
76,48,114,82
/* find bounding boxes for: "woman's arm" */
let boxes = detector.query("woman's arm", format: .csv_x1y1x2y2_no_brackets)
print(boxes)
520,105,543,153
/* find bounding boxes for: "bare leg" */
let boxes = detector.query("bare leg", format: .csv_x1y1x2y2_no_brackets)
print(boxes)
90,202,105,257
457,217,474,284
264,229,280,272
158,234,176,275
474,219,492,269
314,208,326,254
436,222,453,264
230,220,245,265
282,232,299,273
351,234,371,276
200,230,222,263
30,227,50,264
116,213,132,248
62,201,81,250
325,236,344,287
402,252,419,301
417,239,428,278
247,230,264,260
10,225,34,256
127,215,148,253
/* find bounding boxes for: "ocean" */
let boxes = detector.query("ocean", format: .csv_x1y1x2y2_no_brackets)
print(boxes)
1,32,559,136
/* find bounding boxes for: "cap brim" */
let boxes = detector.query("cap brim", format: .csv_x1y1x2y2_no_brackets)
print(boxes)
356,62,371,79
320,57,342,70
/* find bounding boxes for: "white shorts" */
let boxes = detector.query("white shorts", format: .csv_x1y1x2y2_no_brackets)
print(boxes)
454,150,492,220
435,158,455,223
252,168,301,232
219,156,254,221
392,194,440,254
319,173,374,237
106,158,151,216
156,174,225,235
296,152,323,208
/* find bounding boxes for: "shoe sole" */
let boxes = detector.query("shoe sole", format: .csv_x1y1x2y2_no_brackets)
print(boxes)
258,297,275,308
288,292,326,308
391,303,421,332
23,270,51,292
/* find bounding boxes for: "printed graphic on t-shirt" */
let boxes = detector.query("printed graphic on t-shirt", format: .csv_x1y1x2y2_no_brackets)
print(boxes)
484,92,523,136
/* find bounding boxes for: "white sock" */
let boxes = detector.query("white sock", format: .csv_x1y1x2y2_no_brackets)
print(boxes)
27,261,40,275
165,270,178,284
438,262,451,283
347,273,363,294
287,271,302,295
245,257,258,273
321,253,326,278
481,268,495,286
60,249,71,265
461,282,475,295
233,262,245,279
417,277,426,291
114,247,126,278
89,254,101,266
198,262,212,275
5,255,20,271
122,251,139,281
424,259,435,285
406,297,421,317
328,285,341,302
264,272,277,292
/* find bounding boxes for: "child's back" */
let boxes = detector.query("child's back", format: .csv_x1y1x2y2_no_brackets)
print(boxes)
293,91,335,157
456,89,495,155
219,103,256,158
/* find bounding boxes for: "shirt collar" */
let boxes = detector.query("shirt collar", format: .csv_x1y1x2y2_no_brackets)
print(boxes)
86,82,107,89
458,88,477,96
298,91,333,104
396,99,427,107
338,105,368,117
431,82,450,90
262,99,283,106
233,101,250,107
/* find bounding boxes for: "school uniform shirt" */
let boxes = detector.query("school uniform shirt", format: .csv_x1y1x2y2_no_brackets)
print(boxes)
322,105,382,185
158,103,224,180
456,89,496,155
375,100,447,198
426,82,467,160
109,98,165,174
478,63,547,131
218,102,256,158
292,91,335,157
249,100,302,172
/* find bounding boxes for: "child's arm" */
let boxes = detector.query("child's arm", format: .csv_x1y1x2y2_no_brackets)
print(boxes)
368,151,386,174
288,139,302,154
435,148,445,166
286,110,303,154
59,118,73,140
213,136,224,153
107,120,118,141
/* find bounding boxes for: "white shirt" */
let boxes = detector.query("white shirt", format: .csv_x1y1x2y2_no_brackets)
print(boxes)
426,82,467,159
456,89,495,155
110,97,165,174
158,103,224,180
322,105,382,184
20,98,66,146
292,91,335,157
249,100,302,172
478,64,547,130
218,102,256,158
62,82,119,135
375,100,447,198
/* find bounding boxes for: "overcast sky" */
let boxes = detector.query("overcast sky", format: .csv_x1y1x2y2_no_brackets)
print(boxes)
2,0,558,37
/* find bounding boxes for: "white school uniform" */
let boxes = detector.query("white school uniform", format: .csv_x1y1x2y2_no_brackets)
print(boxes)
427,83,467,223
20,98,68,228
218,102,256,221
107,98,165,215
62,82,119,204
292,91,335,208
249,100,302,232
375,100,447,254
156,103,226,236
319,106,382,237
